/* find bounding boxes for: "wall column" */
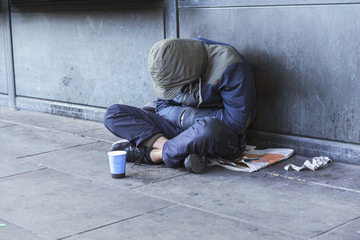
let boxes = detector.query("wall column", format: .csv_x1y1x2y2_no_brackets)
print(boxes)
2,0,16,109
164,0,178,38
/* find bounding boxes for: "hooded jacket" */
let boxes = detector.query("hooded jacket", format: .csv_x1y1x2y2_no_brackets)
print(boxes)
155,38,256,134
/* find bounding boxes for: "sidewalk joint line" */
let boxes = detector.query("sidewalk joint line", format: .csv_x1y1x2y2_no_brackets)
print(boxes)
17,141,101,160
0,118,110,142
57,204,176,240
0,123,18,129
0,168,47,180
310,215,360,239
265,171,360,194
307,181,360,194
131,189,307,239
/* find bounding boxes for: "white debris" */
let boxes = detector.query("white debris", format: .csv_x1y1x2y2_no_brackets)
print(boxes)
284,156,333,171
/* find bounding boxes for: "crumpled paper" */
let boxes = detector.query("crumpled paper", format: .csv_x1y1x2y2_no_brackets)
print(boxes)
284,156,333,171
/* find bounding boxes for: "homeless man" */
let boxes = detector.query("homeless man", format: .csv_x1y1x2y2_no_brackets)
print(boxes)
104,38,256,173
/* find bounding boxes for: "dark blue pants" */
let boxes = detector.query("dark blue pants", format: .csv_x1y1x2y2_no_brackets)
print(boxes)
104,104,245,168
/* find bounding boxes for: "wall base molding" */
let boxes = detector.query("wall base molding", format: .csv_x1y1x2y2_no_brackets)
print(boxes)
0,94,9,107
246,130,360,165
15,97,107,122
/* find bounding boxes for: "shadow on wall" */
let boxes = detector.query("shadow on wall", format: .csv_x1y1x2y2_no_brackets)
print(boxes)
246,48,307,134
244,46,357,144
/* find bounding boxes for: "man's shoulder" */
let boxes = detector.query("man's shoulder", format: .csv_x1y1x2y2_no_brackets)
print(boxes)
203,43,243,85
205,44,242,63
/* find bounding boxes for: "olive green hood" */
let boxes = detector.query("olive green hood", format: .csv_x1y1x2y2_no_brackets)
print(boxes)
148,38,207,100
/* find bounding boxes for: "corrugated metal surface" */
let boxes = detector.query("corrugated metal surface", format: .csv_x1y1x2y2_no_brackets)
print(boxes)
10,0,164,11
178,0,360,7
180,4,360,144
11,9,163,108
10,0,162,6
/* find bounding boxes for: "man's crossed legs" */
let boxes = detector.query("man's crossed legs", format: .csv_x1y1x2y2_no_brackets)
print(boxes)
104,104,245,173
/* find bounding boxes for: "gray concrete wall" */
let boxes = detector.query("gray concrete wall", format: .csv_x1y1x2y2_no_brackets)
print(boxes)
179,3,360,145
11,10,163,108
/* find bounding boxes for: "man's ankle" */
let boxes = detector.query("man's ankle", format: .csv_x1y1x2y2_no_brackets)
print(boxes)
149,148,163,163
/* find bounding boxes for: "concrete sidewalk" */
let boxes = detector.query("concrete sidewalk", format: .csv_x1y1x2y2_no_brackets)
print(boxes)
0,107,359,240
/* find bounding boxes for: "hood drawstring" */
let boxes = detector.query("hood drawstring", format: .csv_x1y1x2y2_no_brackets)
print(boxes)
197,77,203,108
189,83,193,94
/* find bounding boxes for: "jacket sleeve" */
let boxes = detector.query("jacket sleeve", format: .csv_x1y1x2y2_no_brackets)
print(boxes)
156,98,220,130
155,99,187,129
181,62,255,134
217,62,255,133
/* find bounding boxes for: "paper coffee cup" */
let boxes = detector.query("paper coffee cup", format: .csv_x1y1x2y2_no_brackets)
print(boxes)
107,151,127,179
